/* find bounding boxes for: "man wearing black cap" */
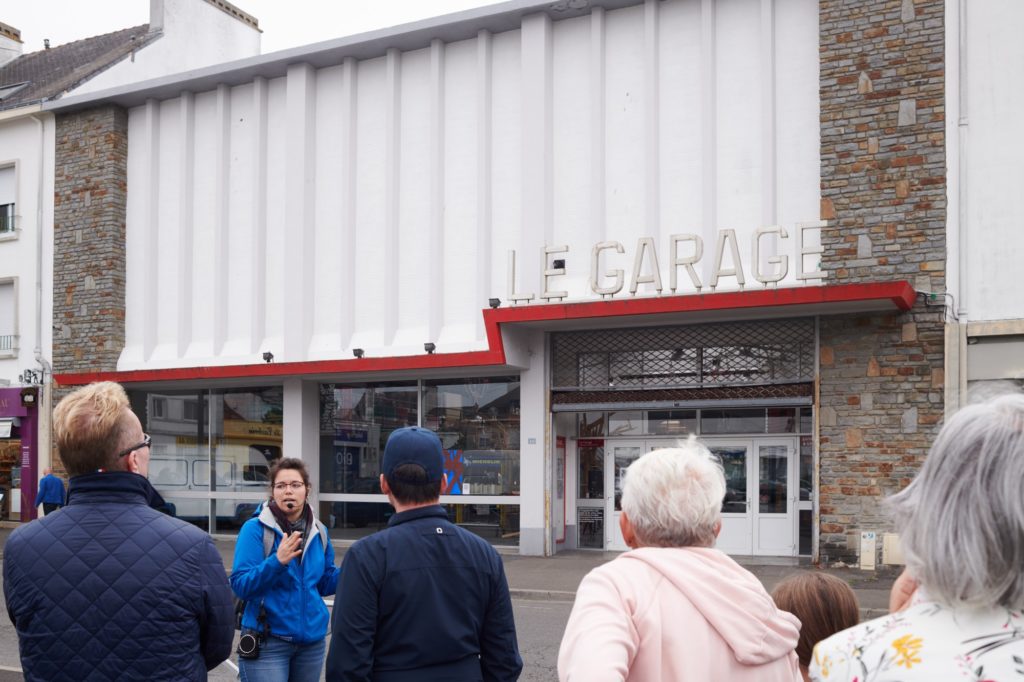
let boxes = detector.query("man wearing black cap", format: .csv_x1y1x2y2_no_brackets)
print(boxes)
326,426,522,682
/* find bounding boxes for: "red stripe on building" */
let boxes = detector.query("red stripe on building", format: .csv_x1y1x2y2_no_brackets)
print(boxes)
54,281,915,386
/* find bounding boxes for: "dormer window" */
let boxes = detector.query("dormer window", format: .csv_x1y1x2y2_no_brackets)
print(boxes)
0,82,28,101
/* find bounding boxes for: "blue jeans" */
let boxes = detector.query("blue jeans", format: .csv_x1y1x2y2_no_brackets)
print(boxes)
238,635,326,682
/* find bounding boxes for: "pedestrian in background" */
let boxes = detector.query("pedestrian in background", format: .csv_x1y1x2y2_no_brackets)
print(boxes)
772,572,859,682
326,426,523,681
809,392,1024,680
231,457,339,682
3,381,234,681
35,467,65,515
558,438,802,682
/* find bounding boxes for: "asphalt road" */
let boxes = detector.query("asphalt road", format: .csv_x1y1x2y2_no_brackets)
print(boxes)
0,584,573,681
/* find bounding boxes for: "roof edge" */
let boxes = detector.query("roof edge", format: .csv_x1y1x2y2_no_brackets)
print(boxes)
203,0,260,31
44,0,642,115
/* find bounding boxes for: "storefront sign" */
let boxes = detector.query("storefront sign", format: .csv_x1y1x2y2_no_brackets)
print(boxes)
506,222,826,303
577,439,605,449
222,419,283,442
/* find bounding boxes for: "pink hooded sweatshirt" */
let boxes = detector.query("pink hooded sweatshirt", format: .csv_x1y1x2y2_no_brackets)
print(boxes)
558,546,802,682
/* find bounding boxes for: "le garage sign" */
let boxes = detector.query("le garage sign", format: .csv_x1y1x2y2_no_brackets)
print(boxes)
506,222,826,303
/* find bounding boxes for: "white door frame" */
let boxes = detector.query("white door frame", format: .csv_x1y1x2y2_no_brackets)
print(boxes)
593,436,799,556
706,440,754,555
603,438,687,550
605,440,645,550
751,437,798,556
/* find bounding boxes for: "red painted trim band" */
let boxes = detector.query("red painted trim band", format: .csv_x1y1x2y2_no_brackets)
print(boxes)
54,280,914,386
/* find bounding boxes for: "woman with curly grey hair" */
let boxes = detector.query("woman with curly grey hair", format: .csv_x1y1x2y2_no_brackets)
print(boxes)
558,436,802,681
810,392,1024,680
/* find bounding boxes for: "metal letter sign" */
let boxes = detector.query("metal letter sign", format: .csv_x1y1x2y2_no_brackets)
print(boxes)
502,222,825,304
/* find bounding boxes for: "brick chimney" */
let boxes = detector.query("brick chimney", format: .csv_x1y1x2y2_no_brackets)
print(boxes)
0,22,22,68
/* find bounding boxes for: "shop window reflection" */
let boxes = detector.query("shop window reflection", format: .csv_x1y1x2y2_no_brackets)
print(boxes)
318,383,418,496
128,387,283,536
422,377,521,496
442,504,520,546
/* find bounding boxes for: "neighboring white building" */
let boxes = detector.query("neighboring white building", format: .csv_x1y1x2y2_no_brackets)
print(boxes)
945,0,1024,402
0,0,260,520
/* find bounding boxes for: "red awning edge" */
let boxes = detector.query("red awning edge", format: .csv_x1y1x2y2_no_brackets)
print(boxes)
54,280,916,386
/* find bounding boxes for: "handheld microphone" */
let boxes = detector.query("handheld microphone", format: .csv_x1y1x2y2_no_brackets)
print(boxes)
285,501,295,510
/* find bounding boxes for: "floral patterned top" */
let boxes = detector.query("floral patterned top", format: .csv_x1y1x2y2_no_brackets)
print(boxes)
809,588,1024,682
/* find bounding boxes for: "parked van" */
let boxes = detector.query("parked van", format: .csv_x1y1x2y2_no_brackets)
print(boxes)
149,439,281,527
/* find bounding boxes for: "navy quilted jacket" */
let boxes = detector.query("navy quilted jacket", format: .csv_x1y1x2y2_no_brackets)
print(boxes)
3,471,235,681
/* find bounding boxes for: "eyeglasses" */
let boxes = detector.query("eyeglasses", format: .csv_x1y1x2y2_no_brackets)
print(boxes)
117,434,152,458
273,482,307,491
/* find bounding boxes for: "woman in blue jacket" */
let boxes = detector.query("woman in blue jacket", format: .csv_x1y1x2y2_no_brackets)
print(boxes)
231,458,340,681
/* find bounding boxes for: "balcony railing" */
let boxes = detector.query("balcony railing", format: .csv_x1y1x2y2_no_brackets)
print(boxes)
0,207,14,234
0,335,16,352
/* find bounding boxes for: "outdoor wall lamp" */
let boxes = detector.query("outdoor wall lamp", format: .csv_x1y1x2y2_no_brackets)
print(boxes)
424,342,436,354
353,348,365,358
262,351,274,363
489,298,501,308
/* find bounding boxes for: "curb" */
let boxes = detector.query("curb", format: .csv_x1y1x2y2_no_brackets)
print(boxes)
510,588,576,602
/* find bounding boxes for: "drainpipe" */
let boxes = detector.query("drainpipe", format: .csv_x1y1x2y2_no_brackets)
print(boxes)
28,113,52,478
956,0,969,407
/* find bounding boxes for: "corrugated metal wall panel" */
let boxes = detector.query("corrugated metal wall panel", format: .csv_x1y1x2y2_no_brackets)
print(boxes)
122,0,820,370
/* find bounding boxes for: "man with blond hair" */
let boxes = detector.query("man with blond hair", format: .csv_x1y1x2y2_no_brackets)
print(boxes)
3,381,234,681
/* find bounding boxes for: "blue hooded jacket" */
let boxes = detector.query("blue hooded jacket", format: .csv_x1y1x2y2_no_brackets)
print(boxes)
230,502,340,645
3,471,235,681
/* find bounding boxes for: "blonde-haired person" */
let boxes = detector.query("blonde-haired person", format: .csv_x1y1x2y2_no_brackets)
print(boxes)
772,572,860,682
810,392,1024,680
3,381,234,680
558,437,802,682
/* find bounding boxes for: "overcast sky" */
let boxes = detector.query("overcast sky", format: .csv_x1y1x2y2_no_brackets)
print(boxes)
5,0,508,54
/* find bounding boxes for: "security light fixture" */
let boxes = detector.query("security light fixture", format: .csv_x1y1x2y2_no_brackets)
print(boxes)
552,259,565,269
353,348,365,358
424,342,436,354
262,351,274,363
489,298,501,309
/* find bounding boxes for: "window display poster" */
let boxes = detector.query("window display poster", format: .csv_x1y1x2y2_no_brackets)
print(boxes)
443,449,466,494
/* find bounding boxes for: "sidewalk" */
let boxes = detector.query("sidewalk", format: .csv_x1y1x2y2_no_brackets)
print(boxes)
0,524,898,620
211,536,898,619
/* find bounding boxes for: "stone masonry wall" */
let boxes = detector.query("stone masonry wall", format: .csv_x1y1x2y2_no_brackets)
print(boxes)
53,106,128,376
817,0,946,564
51,106,129,471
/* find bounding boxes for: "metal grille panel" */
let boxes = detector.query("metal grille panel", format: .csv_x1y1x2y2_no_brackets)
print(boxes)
552,319,815,391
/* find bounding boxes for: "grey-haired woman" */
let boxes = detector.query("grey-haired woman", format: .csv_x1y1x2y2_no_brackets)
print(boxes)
810,392,1024,680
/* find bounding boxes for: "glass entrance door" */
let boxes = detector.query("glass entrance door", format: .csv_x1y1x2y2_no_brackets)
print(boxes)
753,439,796,555
706,438,797,555
606,442,644,550
584,436,797,555
707,441,753,554
604,439,687,550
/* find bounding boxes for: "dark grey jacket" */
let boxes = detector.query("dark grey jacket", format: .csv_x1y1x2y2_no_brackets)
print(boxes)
326,504,522,682
3,471,234,681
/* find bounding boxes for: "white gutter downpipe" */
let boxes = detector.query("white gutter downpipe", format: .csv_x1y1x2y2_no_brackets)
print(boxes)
956,0,969,407
28,113,53,473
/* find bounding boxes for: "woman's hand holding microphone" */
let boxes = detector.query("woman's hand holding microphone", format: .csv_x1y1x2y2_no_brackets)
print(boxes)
276,531,303,565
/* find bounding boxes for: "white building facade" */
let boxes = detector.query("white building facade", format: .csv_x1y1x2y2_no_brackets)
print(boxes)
48,0,971,563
